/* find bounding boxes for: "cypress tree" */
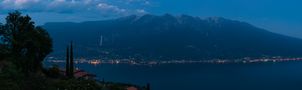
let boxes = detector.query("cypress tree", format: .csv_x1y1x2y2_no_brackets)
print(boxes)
146,83,150,90
66,46,70,77
70,41,74,78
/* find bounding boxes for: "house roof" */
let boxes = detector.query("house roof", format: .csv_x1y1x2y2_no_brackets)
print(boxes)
127,86,138,90
74,70,96,78
59,69,96,78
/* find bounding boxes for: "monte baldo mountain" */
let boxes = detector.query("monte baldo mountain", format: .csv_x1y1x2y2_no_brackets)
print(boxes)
43,14,302,60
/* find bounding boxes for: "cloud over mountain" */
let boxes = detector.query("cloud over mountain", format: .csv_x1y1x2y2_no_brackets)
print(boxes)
0,0,149,16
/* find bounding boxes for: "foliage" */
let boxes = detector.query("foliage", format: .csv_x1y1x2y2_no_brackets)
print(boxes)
0,23,9,61
0,11,141,90
0,60,22,90
50,79,102,90
0,11,53,73
65,43,74,78
44,65,61,78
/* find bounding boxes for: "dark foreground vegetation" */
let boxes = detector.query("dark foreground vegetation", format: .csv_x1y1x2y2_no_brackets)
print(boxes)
0,11,146,90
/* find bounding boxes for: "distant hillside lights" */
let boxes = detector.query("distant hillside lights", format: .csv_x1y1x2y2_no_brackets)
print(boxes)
46,56,302,66
89,59,101,65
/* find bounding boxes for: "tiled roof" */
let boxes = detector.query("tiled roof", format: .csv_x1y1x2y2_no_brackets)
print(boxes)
127,86,138,90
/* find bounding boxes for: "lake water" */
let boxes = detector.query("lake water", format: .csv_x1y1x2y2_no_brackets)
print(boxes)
45,61,302,90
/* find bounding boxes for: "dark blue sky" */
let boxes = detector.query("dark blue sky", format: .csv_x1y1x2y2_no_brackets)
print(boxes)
0,0,301,38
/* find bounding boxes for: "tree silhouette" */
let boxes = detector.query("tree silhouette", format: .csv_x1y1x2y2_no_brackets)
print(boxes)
65,42,74,78
70,41,74,78
0,11,53,73
0,23,8,60
66,46,70,77
146,83,150,90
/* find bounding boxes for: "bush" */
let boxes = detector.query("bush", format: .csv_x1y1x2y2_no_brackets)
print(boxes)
50,79,102,90
45,65,61,78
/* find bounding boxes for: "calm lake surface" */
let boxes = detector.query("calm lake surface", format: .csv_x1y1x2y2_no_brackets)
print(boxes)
45,61,302,90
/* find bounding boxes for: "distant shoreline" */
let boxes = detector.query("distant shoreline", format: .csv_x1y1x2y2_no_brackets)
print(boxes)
44,57,302,66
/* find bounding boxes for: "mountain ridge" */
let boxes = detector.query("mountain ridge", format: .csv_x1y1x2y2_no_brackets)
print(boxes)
42,14,302,60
